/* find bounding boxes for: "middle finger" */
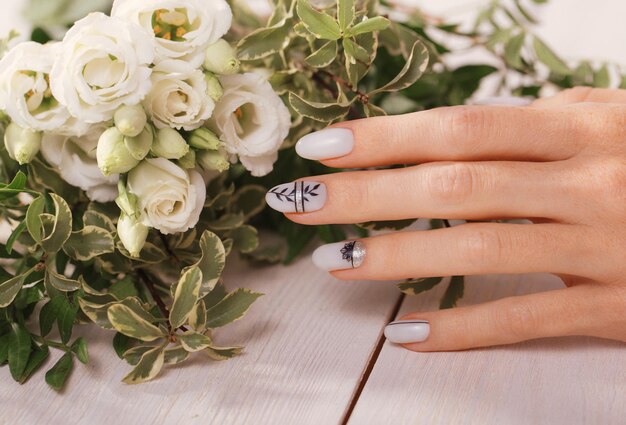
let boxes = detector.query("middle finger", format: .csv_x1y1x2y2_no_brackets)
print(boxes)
266,161,577,223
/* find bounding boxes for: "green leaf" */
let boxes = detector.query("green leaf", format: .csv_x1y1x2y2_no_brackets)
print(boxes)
205,289,262,329
398,277,443,295
237,18,292,61
45,351,73,391
0,171,28,202
108,304,165,342
169,267,203,329
0,333,10,364
533,36,570,75
122,344,165,384
6,220,26,255
0,270,32,308
178,331,212,352
296,0,341,40
19,343,49,384
288,92,352,122
440,276,465,309
26,196,45,244
370,40,429,94
8,322,32,381
358,219,416,231
345,16,390,37
164,345,189,365
109,276,139,300
206,213,245,231
188,299,207,332
202,282,228,310
305,40,338,68
63,226,115,261
184,231,226,298
205,345,243,361
45,259,81,292
365,103,387,117
337,0,355,32
594,64,611,88
71,337,89,364
504,32,525,69
113,332,133,359
229,185,267,220
41,193,72,254
123,345,155,366
83,210,116,233
229,225,259,254
54,296,78,344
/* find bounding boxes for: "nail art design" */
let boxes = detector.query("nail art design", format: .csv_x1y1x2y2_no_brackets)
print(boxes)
312,240,366,271
265,181,326,213
384,320,430,344
340,241,366,268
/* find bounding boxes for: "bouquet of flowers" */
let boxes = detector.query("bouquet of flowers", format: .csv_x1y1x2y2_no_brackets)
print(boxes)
1,0,618,389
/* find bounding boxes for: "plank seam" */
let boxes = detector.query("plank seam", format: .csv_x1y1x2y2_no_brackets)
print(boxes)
340,292,406,425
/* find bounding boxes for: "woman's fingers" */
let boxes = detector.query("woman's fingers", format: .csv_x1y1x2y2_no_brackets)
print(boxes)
532,87,626,107
384,284,621,351
311,223,598,281
295,105,587,168
266,161,577,223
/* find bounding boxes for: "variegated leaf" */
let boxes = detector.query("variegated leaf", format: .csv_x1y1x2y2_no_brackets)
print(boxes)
41,194,72,254
169,267,203,329
107,304,164,341
122,345,165,384
63,226,115,261
178,331,212,352
184,231,226,298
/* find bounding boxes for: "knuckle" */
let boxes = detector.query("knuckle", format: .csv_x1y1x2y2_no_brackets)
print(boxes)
424,163,478,203
461,226,507,269
496,301,542,341
441,106,490,155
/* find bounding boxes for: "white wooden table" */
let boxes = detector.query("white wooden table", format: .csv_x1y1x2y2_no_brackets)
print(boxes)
2,1,626,423
1,255,624,425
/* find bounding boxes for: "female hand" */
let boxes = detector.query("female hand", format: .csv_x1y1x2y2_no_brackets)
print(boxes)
265,87,626,351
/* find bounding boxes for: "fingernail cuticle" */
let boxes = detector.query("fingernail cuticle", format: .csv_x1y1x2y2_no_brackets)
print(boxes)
265,181,327,213
296,128,354,161
384,320,430,344
312,240,366,271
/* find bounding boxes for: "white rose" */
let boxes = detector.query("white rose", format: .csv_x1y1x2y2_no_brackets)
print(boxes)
111,0,232,67
41,123,119,203
0,42,73,132
208,73,291,177
144,60,214,131
127,158,205,235
50,13,154,124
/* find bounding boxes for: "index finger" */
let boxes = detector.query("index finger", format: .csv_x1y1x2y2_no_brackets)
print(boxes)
295,105,587,168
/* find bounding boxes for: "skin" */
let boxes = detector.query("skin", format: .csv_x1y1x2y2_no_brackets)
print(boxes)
284,87,626,352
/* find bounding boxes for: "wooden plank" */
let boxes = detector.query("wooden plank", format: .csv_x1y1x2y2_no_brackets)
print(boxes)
0,256,401,425
348,274,626,425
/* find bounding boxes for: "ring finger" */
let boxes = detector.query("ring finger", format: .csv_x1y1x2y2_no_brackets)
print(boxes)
310,222,598,281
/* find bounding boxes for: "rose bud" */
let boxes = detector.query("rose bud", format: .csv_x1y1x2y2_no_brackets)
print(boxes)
152,128,189,160
178,149,197,169
3,123,42,165
124,124,154,161
197,148,230,172
114,105,148,137
117,212,149,258
96,127,140,176
204,72,224,101
203,39,240,75
188,127,221,150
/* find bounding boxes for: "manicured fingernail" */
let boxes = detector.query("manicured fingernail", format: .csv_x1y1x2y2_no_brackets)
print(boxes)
384,320,430,344
266,181,326,213
295,128,354,160
312,240,366,271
